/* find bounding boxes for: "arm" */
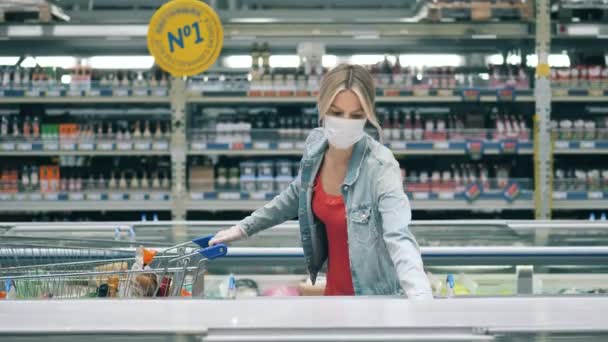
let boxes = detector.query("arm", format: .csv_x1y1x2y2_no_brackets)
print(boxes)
375,159,433,299
237,170,301,237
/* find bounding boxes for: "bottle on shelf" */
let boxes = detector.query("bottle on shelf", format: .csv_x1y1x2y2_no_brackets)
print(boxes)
98,173,106,190
413,113,423,141
109,172,117,189
32,116,40,139
133,121,142,138
1,116,8,137
21,166,30,191
131,173,141,189
30,166,38,191
154,121,163,140
119,172,128,190
143,121,152,138
141,173,149,189
152,172,161,189
403,112,413,141
11,116,20,137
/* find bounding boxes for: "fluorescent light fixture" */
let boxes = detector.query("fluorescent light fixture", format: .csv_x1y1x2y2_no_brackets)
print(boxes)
566,24,600,36
0,57,19,66
35,56,77,69
60,75,72,84
487,54,504,65
353,34,380,40
351,55,396,65
506,54,522,65
399,54,464,67
526,54,570,68
223,55,252,69
89,56,155,69
230,18,280,23
322,55,338,68
269,55,300,68
7,25,42,37
471,34,497,39
479,73,490,81
20,57,37,68
53,25,148,37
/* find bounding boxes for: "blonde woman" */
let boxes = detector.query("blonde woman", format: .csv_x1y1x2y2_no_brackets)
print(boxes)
210,64,433,299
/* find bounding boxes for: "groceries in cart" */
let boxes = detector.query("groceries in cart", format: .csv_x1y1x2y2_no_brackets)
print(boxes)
0,235,227,300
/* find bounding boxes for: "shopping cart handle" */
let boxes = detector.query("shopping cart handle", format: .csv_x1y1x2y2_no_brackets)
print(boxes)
192,235,214,248
198,244,228,260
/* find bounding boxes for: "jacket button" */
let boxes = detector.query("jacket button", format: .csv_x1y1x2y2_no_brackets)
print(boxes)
342,185,349,191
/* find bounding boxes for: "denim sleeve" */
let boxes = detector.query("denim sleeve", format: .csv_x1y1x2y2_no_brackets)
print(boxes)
375,159,433,299
237,169,301,237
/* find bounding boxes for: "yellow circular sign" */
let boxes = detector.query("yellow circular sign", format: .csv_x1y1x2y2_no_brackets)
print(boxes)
147,0,224,77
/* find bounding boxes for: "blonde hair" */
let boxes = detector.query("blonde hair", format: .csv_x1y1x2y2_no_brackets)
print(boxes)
317,64,383,141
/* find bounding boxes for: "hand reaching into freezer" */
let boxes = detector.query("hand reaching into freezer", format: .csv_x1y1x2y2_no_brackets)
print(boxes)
209,225,247,246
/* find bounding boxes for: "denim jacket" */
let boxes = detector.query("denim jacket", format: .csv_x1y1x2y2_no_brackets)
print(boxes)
238,128,433,299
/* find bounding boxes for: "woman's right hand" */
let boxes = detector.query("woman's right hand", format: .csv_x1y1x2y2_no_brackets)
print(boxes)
209,225,246,246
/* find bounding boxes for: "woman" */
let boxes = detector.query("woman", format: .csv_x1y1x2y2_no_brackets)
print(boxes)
210,64,433,299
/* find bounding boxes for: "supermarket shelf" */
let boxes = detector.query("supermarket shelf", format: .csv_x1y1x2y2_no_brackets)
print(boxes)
552,191,608,210
0,96,169,104
187,191,535,211
553,140,608,154
0,150,170,156
0,141,170,156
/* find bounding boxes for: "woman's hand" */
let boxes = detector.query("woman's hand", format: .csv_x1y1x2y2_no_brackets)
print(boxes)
209,225,247,246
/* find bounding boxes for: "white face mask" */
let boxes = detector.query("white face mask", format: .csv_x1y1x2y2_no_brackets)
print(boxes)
323,116,367,149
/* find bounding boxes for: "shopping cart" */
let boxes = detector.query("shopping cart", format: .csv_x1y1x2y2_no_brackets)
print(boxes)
0,235,227,299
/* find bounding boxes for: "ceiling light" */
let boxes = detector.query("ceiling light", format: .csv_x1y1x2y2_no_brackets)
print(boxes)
20,56,37,68
269,55,300,68
89,56,155,69
223,55,252,69
230,18,280,24
35,56,77,69
0,57,19,66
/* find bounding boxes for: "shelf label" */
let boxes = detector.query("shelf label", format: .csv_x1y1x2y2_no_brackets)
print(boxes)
191,142,207,150
461,88,481,102
497,87,516,102
278,142,294,150
1,143,15,151
466,140,485,160
295,141,306,150
190,192,203,200
151,192,168,201
253,142,270,150
86,193,102,201
78,142,94,151
131,193,146,201
44,193,59,201
391,141,407,150
250,192,267,200
68,89,81,97
69,192,84,201
110,193,125,201
503,181,521,202
17,143,32,151
117,142,133,150
43,142,59,150
29,193,42,201
134,88,148,97
26,89,41,97
218,192,241,200
588,192,604,199
14,193,27,201
230,142,245,150
464,183,482,202
554,140,569,149
97,142,114,151
0,193,11,201
499,140,518,154
135,141,152,150
46,89,61,97
438,192,455,200
413,192,430,200
88,89,101,97
115,88,129,97
154,88,167,97
434,141,449,150
152,141,169,150
60,142,76,151
552,191,567,200
581,141,596,149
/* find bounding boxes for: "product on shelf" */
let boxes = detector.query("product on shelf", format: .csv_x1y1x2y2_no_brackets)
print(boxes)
554,167,608,192
551,65,608,89
552,115,608,141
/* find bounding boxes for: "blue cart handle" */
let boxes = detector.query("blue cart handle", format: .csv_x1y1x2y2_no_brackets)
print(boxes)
192,235,228,260
192,235,214,248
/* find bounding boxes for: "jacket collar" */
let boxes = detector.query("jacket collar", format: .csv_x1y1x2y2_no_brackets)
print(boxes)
307,133,369,186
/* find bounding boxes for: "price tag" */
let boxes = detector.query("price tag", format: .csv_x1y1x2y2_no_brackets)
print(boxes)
278,142,294,150
131,193,146,201
88,89,101,97
0,193,11,201
69,192,84,201
295,142,306,150
231,142,245,150
86,193,102,201
153,141,169,150
134,88,148,97
497,88,515,101
438,192,455,200
60,142,76,151
554,141,569,149
117,142,133,150
151,192,168,201
110,193,125,201
191,142,206,150
68,89,81,97
250,192,267,200
115,88,129,97
1,143,15,151
581,141,596,149
218,192,241,200
413,192,430,200
434,141,449,149
391,142,407,149
154,88,167,97
78,142,94,151
462,89,480,102
253,142,270,150
43,142,59,150
17,143,32,151
588,192,604,199
97,142,114,151
26,89,41,97
44,193,59,201
190,192,203,200
552,192,567,200
135,141,151,150
15,193,27,201
29,193,42,201
46,89,61,97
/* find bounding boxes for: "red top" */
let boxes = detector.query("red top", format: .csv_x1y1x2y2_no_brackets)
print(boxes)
312,174,355,296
